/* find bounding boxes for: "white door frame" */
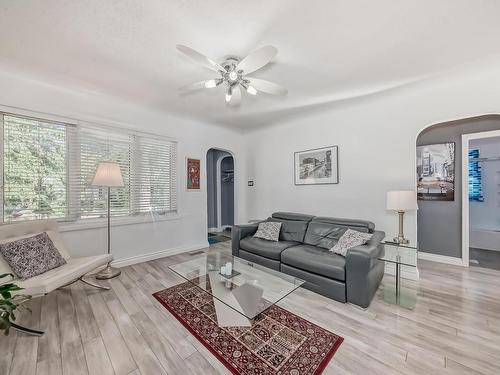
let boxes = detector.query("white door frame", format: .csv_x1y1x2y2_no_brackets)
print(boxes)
461,129,500,267
216,154,233,230
206,148,235,232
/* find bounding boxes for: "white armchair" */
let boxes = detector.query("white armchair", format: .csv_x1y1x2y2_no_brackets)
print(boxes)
0,219,112,335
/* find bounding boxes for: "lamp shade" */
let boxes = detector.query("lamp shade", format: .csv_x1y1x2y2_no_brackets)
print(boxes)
386,190,417,211
92,161,124,187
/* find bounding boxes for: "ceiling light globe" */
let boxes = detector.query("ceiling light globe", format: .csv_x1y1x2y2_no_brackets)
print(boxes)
247,86,257,95
205,79,217,88
228,71,238,82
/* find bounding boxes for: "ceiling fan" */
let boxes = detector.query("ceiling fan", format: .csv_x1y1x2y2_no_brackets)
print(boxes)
176,44,287,105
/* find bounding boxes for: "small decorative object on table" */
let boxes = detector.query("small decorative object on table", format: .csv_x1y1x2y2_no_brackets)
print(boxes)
219,262,241,279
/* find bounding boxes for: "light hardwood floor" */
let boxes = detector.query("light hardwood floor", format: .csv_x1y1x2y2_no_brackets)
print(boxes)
1,241,499,375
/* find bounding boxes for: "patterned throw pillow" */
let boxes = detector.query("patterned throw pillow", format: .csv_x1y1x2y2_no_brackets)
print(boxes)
0,232,67,279
253,222,282,242
330,228,372,257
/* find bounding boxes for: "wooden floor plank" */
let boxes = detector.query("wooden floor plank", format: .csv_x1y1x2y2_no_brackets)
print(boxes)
70,282,101,344
103,295,168,375
10,298,41,375
82,336,115,375
57,289,88,375
36,291,62,375
87,292,137,375
0,326,17,375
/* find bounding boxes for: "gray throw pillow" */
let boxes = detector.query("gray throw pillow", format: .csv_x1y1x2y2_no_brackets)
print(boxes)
253,222,282,242
330,228,372,257
0,232,67,279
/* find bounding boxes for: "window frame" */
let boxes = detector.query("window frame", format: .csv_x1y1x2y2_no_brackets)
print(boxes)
0,111,179,226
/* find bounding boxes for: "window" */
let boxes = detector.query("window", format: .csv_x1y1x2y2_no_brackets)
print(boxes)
0,113,177,223
76,126,132,218
469,148,484,202
1,115,69,222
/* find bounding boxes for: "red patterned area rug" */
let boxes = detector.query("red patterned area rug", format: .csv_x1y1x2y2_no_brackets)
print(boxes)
153,276,344,375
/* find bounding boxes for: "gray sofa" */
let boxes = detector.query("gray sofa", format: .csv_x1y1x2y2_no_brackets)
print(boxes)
232,212,385,308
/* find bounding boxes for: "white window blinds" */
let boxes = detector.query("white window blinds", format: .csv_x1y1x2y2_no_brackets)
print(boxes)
1,114,69,222
73,126,132,218
1,112,177,223
130,136,177,215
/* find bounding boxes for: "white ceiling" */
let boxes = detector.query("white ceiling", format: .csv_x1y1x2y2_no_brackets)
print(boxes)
1,0,500,129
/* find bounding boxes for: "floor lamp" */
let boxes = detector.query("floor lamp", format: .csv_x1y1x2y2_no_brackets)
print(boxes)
92,161,124,280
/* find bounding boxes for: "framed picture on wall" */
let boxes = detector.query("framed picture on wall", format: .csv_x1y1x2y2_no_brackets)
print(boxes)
416,142,455,201
187,158,201,190
294,146,339,185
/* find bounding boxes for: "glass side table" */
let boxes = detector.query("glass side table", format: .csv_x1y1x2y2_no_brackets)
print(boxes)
379,241,418,309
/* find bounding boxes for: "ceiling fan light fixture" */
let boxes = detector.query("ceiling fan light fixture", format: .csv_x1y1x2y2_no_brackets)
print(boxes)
204,79,217,88
228,71,238,82
246,86,257,95
176,44,287,105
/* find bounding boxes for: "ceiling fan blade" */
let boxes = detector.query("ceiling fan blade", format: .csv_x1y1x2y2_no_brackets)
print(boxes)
178,80,209,93
226,85,241,106
179,78,223,93
176,45,225,72
246,78,288,95
237,46,278,74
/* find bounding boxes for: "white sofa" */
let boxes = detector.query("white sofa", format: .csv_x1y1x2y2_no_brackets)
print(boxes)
0,219,112,335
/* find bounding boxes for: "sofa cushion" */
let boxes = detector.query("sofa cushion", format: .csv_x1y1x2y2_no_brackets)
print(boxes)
331,228,373,256
267,217,310,242
313,217,375,233
271,212,315,222
15,254,113,296
303,222,348,249
281,244,346,281
240,237,300,260
253,222,282,242
0,232,67,280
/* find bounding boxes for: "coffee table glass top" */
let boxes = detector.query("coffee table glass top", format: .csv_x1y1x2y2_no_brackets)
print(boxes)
379,241,418,267
168,254,305,320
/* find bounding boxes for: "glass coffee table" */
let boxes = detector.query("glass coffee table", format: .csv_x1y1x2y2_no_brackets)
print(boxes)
169,254,305,326
379,242,418,309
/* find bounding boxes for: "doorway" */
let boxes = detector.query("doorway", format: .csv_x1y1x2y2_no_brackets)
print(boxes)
206,148,234,244
463,130,500,270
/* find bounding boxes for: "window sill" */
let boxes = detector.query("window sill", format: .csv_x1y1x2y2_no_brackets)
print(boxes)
59,212,184,232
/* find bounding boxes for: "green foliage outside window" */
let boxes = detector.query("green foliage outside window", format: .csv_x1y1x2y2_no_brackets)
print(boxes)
3,116,67,222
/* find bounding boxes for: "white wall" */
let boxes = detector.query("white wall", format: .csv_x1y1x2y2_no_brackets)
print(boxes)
244,62,500,249
0,68,247,264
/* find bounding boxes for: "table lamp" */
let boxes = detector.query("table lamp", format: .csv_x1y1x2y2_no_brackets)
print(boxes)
92,161,124,279
386,190,417,245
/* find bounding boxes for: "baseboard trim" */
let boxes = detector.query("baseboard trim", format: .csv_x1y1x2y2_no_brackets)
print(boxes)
111,241,209,268
208,227,218,233
418,252,464,266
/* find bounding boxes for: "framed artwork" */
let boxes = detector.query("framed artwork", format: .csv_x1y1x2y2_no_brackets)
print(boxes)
416,142,455,201
294,146,339,185
187,158,200,190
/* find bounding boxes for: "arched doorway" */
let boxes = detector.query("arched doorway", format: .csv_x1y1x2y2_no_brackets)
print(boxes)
206,148,235,244
416,115,500,269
